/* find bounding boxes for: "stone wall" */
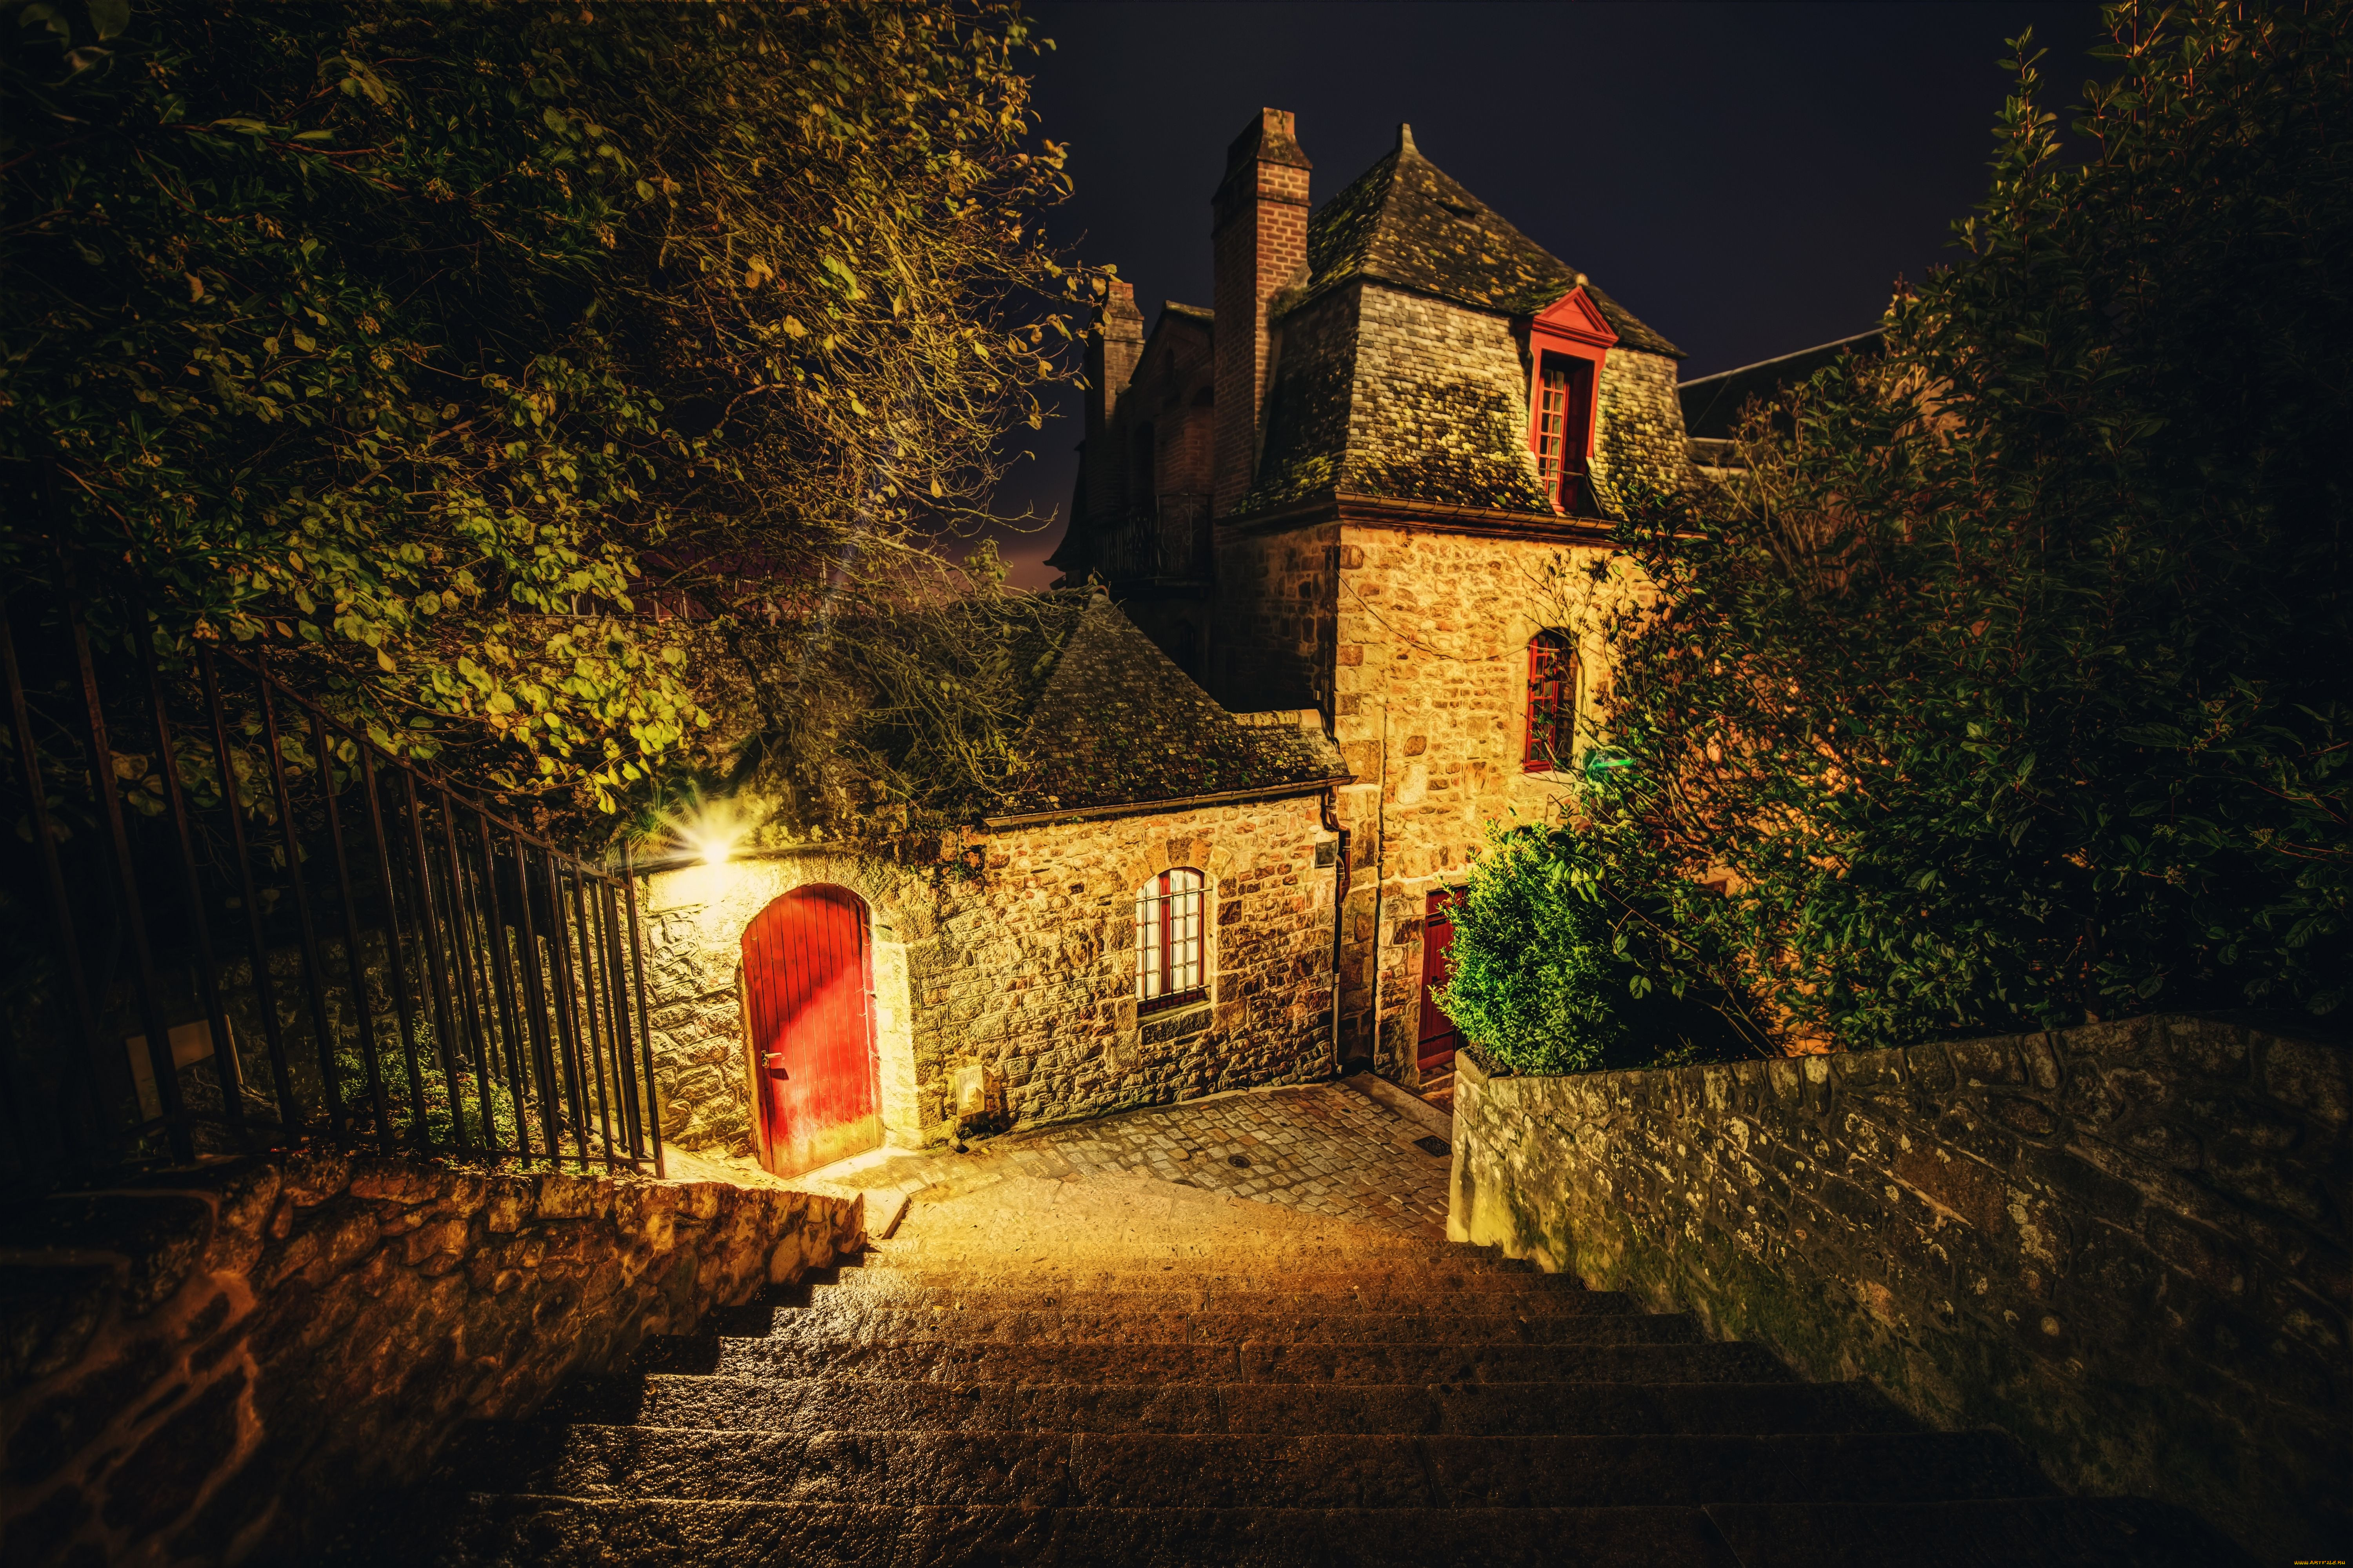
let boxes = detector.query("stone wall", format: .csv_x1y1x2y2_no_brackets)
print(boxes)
1588,346,1688,514
1448,1015,2351,1562
1327,526,1622,1080
0,1150,862,1566
639,788,1341,1156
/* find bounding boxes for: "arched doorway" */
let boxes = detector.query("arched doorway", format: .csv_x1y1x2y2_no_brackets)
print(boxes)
740,885,880,1178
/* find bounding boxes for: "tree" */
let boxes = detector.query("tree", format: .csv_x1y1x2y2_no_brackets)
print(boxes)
1,0,1093,824
1449,0,2350,1061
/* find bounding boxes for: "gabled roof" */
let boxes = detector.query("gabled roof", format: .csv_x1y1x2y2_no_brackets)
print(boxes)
998,593,1346,820
1679,329,1883,439
1294,126,1682,358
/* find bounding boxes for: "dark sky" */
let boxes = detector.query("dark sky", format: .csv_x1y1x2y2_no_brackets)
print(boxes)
984,1,2102,586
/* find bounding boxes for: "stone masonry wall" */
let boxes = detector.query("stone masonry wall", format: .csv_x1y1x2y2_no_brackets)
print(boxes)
1340,283,1555,513
1448,1015,2351,1563
1588,346,1688,515
1329,526,1621,1079
1212,519,1339,712
0,1151,863,1566
639,788,1342,1156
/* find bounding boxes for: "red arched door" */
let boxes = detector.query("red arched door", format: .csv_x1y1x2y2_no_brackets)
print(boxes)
740,885,879,1178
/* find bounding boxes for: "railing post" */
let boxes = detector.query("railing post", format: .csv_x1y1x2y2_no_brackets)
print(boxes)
473,808,532,1161
133,609,243,1135
0,592,111,1155
311,711,394,1155
400,773,467,1151
258,680,343,1139
358,747,429,1150
200,651,300,1131
437,793,498,1154
67,593,191,1161
623,848,664,1179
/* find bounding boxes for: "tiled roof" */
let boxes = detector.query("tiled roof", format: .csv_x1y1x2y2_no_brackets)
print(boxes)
999,593,1346,818
1295,127,1682,358
1680,329,1883,439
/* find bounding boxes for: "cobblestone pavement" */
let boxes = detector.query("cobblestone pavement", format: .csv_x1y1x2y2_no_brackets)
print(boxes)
811,1079,1456,1240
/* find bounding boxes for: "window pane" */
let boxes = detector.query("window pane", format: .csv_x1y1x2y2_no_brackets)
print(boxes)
1137,869,1207,1003
1536,365,1569,485
1524,634,1575,768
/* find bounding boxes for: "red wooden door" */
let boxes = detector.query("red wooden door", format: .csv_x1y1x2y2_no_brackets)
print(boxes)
740,885,880,1178
1418,890,1461,1073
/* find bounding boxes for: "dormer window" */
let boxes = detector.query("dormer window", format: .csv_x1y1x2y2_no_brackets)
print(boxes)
1527,288,1617,518
1534,356,1595,516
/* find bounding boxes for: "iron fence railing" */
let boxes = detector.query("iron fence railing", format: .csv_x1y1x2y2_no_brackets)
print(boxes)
0,578,663,1188
1093,491,1213,584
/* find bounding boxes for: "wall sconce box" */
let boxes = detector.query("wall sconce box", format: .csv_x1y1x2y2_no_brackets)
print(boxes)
124,1020,226,1122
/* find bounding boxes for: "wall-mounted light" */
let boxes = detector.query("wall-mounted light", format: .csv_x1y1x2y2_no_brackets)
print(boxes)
668,799,747,869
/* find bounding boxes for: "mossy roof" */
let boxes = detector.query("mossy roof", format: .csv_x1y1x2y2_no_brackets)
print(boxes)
998,593,1347,819
1297,133,1681,358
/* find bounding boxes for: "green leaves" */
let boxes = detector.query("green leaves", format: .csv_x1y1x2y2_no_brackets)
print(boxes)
4,1,1088,842
1514,0,2351,1050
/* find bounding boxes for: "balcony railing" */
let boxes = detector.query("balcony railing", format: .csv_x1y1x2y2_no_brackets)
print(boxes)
1091,491,1212,584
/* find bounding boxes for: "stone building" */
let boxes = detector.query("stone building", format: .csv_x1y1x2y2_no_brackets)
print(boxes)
637,107,1855,1172
1048,110,1698,1087
636,591,1348,1172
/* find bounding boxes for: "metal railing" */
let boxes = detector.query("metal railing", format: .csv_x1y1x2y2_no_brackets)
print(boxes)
0,580,663,1187
1093,491,1213,583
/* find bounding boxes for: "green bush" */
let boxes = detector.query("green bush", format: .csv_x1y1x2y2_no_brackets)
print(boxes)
1437,822,1764,1075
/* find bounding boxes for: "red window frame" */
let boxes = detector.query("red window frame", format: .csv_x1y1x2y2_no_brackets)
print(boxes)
1527,288,1616,517
1135,868,1207,1013
1523,631,1577,773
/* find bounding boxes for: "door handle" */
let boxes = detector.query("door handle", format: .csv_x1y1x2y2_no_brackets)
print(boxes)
765,1052,787,1075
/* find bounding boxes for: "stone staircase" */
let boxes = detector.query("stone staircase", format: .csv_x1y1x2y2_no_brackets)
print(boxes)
385,1227,2223,1567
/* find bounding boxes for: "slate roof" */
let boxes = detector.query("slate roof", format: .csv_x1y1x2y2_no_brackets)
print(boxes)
996,592,1347,820
1293,127,1681,358
1680,329,1884,439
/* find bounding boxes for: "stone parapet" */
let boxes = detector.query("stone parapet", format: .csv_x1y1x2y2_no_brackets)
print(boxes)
1448,1015,2349,1563
0,1151,863,1565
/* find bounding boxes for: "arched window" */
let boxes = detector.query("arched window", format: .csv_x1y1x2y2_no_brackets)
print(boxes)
1524,631,1578,772
1135,868,1206,1012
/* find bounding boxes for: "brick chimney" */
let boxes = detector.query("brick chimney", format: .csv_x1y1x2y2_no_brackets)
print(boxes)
1082,277,1145,525
1211,108,1311,518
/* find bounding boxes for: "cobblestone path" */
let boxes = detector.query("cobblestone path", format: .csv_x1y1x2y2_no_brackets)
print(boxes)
813,1077,1456,1240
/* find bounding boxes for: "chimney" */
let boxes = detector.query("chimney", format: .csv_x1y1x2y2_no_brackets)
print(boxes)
1211,108,1311,518
1082,276,1145,526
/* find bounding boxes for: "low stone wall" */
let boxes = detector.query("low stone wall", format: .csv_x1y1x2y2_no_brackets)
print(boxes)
0,1151,864,1566
1449,1015,2348,1564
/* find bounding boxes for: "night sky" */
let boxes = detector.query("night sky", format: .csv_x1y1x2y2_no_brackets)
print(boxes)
984,1,2102,585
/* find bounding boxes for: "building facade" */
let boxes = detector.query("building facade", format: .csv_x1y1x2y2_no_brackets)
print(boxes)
637,594,1350,1170
1049,111,1699,1086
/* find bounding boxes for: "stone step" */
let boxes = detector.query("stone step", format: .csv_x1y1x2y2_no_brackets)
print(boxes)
873,1240,1539,1272
540,1376,1917,1438
810,1276,1615,1314
442,1426,2051,1510
1701,1497,2258,1568
707,1336,1796,1387
414,1496,2235,1568
417,1499,1745,1567
756,1304,1699,1347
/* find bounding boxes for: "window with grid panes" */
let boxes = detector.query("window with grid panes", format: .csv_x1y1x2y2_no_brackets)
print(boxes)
1523,631,1577,772
1533,354,1594,515
1134,868,1206,1012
